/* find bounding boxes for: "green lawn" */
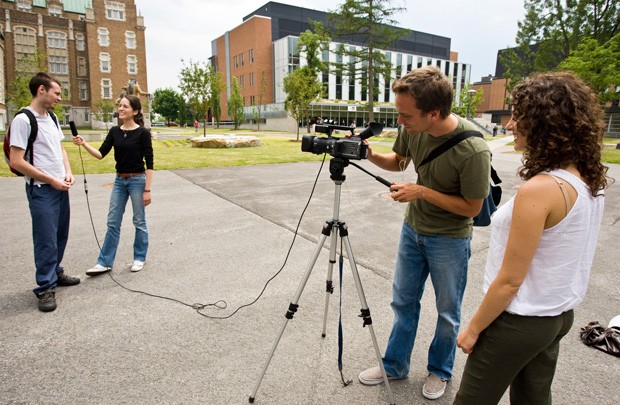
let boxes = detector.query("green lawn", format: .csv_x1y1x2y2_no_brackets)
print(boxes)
1,134,395,177
2,131,618,177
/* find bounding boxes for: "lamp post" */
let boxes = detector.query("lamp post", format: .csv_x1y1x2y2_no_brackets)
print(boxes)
466,89,477,120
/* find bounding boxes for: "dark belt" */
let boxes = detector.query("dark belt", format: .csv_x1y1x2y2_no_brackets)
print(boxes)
117,172,145,178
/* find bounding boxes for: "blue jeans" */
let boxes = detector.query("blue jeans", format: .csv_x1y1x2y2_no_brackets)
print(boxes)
383,222,471,380
26,184,70,295
97,174,148,267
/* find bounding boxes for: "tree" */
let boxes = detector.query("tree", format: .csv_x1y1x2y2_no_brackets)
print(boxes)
503,0,620,91
284,66,323,140
298,29,330,74
152,88,183,125
252,69,268,131
315,0,406,122
228,77,245,130
178,59,211,136
559,33,620,105
452,85,484,120
209,70,225,129
6,51,47,113
93,99,116,131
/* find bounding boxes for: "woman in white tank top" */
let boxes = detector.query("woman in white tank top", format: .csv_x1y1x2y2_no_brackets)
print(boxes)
454,72,613,405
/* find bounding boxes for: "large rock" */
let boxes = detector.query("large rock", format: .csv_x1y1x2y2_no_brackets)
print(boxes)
190,134,261,148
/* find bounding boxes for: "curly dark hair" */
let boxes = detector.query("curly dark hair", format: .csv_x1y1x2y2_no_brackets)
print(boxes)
511,71,612,196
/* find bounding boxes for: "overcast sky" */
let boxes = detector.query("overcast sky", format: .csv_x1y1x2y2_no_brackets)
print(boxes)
133,0,526,92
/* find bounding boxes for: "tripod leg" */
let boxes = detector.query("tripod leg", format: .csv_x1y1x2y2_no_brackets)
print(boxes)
341,232,396,405
321,223,339,337
249,232,329,403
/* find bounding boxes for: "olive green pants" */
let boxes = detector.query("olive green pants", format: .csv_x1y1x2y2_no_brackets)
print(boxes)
454,309,574,405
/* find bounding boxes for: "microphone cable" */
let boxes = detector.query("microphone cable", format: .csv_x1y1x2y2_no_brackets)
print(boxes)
75,138,327,320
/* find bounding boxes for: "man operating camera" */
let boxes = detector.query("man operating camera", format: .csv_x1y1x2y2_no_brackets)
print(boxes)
358,66,491,400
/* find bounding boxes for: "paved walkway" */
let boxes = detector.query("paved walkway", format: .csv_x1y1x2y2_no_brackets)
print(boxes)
1,137,618,404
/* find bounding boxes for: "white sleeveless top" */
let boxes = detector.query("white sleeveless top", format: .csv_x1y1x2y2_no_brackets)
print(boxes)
483,169,605,316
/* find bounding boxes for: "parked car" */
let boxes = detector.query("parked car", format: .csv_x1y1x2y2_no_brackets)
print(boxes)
166,122,179,127
151,122,164,127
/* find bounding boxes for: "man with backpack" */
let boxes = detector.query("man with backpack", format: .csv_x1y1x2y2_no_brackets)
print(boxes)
358,66,491,400
7,72,80,312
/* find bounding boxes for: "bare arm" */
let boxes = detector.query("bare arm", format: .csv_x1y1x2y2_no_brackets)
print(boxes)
10,146,71,190
62,147,75,186
72,135,103,159
143,169,154,206
457,176,559,353
371,145,484,217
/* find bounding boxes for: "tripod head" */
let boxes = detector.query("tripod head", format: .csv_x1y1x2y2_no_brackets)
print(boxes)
329,157,349,182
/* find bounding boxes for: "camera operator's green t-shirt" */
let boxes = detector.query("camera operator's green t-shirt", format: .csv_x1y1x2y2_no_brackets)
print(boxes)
393,115,491,238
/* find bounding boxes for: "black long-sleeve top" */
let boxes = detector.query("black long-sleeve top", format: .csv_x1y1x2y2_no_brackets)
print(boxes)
99,126,154,173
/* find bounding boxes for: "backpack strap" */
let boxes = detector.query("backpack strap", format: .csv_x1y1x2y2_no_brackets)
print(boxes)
18,109,38,188
418,130,482,168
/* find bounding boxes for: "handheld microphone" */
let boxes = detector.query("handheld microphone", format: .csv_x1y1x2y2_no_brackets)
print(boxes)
69,121,78,137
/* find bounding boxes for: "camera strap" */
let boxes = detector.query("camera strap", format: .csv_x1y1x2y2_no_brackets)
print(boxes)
418,130,482,168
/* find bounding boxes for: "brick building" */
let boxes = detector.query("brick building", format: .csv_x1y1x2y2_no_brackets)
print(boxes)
211,1,472,130
0,0,148,130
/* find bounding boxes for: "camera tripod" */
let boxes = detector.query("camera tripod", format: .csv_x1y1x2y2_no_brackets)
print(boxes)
249,157,395,405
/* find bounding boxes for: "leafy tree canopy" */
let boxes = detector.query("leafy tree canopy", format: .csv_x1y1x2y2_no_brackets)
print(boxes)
284,66,324,140
313,0,406,122
152,88,183,124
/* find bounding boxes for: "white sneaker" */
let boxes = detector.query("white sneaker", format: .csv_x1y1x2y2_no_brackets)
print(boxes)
85,264,111,276
131,260,144,272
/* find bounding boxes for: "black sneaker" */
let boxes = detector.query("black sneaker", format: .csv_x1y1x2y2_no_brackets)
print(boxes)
57,271,81,287
38,289,57,312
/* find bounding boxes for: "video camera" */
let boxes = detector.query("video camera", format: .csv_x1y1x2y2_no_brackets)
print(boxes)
301,122,383,160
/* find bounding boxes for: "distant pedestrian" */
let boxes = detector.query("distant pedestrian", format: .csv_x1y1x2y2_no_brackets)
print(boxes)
194,120,199,132
492,125,498,137
8,72,80,312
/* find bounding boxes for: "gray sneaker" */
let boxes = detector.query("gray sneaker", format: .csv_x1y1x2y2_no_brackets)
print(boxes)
358,366,402,386
422,373,447,400
37,288,57,312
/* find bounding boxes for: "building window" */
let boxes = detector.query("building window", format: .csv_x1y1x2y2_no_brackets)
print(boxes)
16,0,32,11
105,1,126,21
233,55,238,68
61,80,70,100
76,33,85,51
49,56,69,75
47,31,67,49
127,55,137,74
249,49,254,63
101,79,112,99
250,95,255,105
98,28,110,47
249,72,254,87
125,31,136,49
14,26,36,60
77,57,87,76
99,53,111,73
49,5,62,17
240,53,244,66
79,81,88,101
239,75,245,88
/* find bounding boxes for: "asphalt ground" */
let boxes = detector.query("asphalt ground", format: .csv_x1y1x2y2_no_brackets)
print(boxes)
1,136,619,404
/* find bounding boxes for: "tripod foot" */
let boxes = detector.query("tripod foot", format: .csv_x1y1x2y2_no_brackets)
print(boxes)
248,396,255,403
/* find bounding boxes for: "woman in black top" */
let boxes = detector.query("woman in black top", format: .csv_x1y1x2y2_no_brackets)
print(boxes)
73,95,154,274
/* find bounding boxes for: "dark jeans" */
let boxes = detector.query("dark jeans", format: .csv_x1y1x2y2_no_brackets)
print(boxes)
26,184,70,295
454,309,574,405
